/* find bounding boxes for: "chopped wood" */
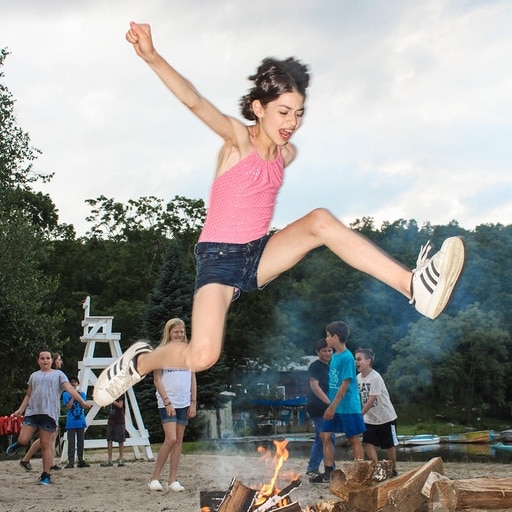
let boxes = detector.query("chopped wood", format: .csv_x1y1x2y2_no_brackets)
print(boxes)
329,460,394,500
330,457,444,512
422,471,451,498
430,477,512,512
311,501,365,512
382,457,444,512
217,478,257,512
253,479,301,512
270,502,302,512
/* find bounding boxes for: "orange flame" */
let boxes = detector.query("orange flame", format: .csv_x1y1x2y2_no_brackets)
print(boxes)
254,439,290,506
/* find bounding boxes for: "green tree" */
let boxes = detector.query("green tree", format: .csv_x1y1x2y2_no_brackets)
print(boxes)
386,306,511,420
0,49,63,412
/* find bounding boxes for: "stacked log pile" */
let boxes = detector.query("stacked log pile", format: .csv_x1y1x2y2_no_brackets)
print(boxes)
311,457,512,512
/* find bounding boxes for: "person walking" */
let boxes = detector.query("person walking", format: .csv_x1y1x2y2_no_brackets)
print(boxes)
311,321,365,483
305,338,335,479
7,349,91,485
356,348,399,476
19,352,64,472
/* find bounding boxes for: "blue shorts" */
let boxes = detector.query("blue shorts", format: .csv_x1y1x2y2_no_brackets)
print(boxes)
159,407,189,426
194,235,271,300
22,414,57,433
362,420,398,449
322,413,366,438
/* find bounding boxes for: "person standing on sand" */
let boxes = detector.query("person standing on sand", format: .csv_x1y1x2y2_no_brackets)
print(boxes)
7,349,91,485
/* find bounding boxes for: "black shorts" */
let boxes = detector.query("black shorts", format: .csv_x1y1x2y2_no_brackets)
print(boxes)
362,420,398,449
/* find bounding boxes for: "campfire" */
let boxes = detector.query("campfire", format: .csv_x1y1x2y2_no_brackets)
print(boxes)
200,439,307,512
200,442,512,511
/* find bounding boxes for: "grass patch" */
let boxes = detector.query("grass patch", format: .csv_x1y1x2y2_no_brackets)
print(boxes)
395,403,511,436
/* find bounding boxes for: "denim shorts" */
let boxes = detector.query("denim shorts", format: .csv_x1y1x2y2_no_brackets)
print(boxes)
159,406,189,426
322,413,366,438
22,414,57,433
194,235,271,300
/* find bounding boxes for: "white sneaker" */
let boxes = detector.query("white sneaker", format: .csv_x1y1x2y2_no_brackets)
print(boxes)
93,341,153,406
410,237,465,319
148,480,163,491
167,481,185,492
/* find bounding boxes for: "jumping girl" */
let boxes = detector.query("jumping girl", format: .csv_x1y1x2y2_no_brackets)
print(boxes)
93,22,465,407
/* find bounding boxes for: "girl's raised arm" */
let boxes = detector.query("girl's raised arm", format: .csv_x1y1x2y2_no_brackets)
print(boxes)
126,22,240,142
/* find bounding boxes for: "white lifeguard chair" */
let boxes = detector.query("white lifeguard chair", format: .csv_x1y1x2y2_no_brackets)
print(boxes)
61,296,153,462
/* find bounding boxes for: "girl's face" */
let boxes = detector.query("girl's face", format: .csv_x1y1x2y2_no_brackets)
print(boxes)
38,351,53,371
53,355,63,369
169,324,186,342
256,90,305,145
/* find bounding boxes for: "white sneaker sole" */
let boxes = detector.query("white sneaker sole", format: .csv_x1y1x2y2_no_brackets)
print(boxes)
422,237,465,319
93,341,152,406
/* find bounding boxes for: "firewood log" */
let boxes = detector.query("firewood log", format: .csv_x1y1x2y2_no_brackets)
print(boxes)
217,479,257,512
330,457,443,512
422,471,451,498
311,500,366,512
329,460,394,500
430,477,512,512
382,456,444,512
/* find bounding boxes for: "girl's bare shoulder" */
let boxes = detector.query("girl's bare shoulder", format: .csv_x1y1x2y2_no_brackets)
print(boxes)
281,142,297,167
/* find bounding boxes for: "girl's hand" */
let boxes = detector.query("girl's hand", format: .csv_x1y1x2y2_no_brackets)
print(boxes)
126,22,156,62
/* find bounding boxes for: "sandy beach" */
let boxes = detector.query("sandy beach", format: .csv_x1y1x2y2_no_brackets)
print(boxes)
2,449,511,512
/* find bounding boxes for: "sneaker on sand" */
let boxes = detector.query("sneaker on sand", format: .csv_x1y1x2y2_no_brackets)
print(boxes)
65,463,74,469
37,472,51,485
309,472,331,484
167,481,185,492
306,470,320,478
148,480,163,491
410,237,465,319
6,442,20,456
118,460,125,467
93,341,153,406
77,461,90,468
100,461,113,467
50,465,61,471
20,460,32,471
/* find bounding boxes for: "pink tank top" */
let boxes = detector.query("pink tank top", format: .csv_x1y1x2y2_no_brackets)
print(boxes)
198,149,284,244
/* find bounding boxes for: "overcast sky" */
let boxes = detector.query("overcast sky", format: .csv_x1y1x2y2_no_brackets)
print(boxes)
2,0,511,236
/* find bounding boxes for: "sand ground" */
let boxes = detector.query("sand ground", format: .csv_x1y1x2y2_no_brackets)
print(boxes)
2,451,511,512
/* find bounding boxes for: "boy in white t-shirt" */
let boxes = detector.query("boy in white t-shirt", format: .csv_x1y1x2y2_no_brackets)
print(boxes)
356,348,398,476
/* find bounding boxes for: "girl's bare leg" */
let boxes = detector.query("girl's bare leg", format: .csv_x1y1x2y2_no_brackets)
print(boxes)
17,425,37,447
137,283,233,374
150,421,176,481
168,423,186,484
258,208,412,297
21,436,40,463
39,430,54,474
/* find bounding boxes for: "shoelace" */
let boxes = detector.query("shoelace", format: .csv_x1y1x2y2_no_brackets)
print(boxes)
409,240,432,304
